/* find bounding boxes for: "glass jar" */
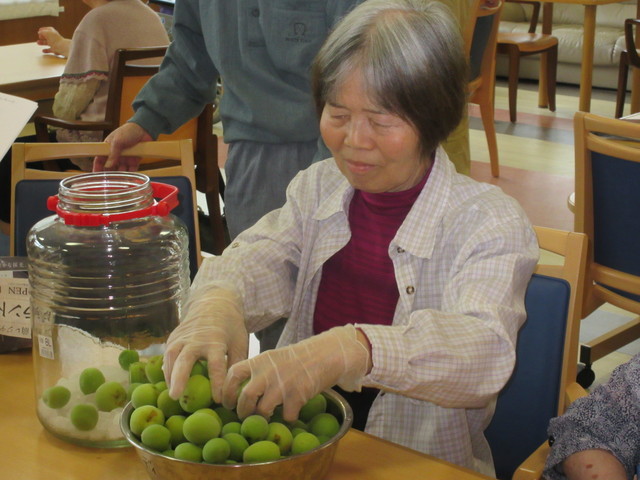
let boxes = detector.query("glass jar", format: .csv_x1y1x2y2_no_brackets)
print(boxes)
27,172,190,448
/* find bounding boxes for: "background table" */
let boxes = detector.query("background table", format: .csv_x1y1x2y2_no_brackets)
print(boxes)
539,0,632,112
0,350,494,480
0,42,65,101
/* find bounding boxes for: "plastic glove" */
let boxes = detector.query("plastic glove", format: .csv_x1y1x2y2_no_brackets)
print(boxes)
222,324,371,421
163,287,249,403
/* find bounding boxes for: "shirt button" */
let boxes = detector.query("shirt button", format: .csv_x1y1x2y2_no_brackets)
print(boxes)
396,247,405,254
406,286,415,295
251,8,260,17
231,242,240,248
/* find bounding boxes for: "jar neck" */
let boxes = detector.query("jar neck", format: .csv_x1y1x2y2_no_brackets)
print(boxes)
57,173,154,215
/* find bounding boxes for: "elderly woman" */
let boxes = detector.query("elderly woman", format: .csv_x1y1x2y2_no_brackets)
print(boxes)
544,353,640,480
163,0,538,476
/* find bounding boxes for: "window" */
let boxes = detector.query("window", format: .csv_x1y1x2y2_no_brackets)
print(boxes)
0,0,61,21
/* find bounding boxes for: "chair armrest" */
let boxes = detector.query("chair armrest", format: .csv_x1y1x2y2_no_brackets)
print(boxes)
33,114,113,142
565,381,588,405
513,383,589,480
513,441,551,480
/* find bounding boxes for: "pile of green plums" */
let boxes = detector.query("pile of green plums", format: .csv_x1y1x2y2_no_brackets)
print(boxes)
125,357,343,465
40,349,165,433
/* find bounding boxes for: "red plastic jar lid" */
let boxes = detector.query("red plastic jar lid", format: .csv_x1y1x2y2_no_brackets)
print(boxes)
46,182,179,227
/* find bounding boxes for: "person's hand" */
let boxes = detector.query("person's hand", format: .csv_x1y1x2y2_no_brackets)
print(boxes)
37,27,70,57
222,325,371,422
93,123,152,172
163,288,249,403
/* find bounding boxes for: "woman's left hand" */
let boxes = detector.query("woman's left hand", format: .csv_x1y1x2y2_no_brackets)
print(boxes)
37,27,70,57
222,324,371,422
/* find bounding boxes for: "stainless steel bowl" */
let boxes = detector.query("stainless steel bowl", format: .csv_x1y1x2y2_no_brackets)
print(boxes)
120,389,353,480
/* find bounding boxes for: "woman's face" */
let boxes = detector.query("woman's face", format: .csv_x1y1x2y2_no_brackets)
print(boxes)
320,69,429,193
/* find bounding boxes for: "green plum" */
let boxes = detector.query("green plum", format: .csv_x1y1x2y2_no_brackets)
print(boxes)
243,440,281,463
221,421,241,436
129,405,165,436
182,411,222,445
145,355,165,384
214,406,239,425
266,422,293,455
118,349,139,370
131,383,159,408
42,385,71,409
157,389,185,417
128,361,148,384
308,412,340,438
141,424,171,452
179,374,212,413
94,381,127,412
189,360,208,378
70,404,99,431
240,414,269,444
223,433,249,462
299,393,327,423
154,381,168,393
202,437,231,464
78,367,105,395
174,442,203,462
291,432,321,455
165,415,187,448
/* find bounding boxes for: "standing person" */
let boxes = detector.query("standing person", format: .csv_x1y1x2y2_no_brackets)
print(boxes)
93,0,472,352
0,0,169,234
161,0,539,476
544,353,640,480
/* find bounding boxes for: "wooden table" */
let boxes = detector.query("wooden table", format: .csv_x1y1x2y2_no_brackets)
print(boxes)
0,350,493,480
539,0,633,112
0,42,66,101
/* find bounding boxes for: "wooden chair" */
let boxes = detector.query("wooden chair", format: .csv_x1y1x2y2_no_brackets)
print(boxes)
33,46,227,255
572,112,640,388
485,226,588,479
497,0,558,123
9,141,202,277
466,0,504,178
615,18,640,119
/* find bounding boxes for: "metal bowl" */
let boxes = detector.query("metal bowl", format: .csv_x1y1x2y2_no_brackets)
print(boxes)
120,389,353,480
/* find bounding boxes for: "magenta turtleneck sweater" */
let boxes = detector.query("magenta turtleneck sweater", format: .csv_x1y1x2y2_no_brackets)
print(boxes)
313,167,431,334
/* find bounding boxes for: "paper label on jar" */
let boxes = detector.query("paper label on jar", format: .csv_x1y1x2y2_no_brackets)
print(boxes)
38,334,55,360
0,272,31,339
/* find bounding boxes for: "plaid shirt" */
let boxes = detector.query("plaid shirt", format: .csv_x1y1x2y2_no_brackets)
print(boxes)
193,149,538,475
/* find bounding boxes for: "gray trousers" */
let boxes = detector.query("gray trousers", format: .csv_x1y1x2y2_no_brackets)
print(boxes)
223,139,324,351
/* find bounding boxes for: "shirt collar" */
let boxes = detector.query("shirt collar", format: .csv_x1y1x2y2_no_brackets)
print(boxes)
312,147,455,259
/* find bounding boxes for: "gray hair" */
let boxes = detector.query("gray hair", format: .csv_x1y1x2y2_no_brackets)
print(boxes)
311,0,468,158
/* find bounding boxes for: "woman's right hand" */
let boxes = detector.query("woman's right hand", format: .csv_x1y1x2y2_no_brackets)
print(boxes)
37,27,71,57
162,288,249,404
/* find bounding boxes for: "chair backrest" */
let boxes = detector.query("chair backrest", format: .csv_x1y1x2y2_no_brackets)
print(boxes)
466,0,504,86
485,226,588,480
624,18,640,69
574,111,640,316
112,48,225,254
13,176,199,282
9,141,201,277
105,46,167,134
110,47,207,152
505,0,542,34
